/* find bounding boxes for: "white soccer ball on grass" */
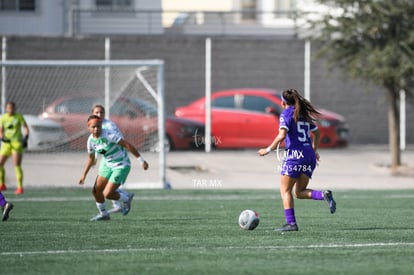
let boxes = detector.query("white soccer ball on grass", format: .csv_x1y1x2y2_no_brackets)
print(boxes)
238,209,260,230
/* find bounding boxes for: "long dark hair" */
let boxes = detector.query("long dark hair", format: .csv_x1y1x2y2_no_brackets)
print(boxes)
281,89,320,122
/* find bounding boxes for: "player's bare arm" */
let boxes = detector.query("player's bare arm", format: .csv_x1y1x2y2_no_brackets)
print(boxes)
79,153,96,185
118,139,149,170
257,128,287,156
0,125,5,141
22,120,29,137
312,128,321,161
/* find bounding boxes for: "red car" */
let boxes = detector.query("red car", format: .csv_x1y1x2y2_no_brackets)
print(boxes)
175,89,348,148
41,95,205,151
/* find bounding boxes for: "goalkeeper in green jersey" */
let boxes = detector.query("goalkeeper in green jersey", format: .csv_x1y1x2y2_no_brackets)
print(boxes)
0,101,29,195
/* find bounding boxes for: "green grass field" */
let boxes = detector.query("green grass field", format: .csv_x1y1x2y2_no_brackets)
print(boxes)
1,188,414,274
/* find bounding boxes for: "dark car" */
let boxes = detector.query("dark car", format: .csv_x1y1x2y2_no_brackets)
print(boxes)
41,95,204,151
175,88,348,148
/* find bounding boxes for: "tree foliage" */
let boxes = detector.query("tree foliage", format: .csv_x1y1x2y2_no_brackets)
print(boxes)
308,0,414,96
305,0,414,169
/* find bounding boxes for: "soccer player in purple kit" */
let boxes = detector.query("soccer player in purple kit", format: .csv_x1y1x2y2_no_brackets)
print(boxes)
0,191,13,221
258,89,336,232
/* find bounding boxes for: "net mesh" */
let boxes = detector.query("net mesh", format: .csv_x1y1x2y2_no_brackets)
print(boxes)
1,61,162,153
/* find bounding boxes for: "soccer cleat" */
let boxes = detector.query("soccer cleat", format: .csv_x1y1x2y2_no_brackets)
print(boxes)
108,200,122,214
323,190,336,214
0,184,7,191
275,223,299,232
14,188,24,195
90,213,110,221
121,192,134,216
2,202,14,222
108,206,122,214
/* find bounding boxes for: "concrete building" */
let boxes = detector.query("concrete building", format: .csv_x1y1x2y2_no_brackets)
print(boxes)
0,0,321,36
0,0,163,36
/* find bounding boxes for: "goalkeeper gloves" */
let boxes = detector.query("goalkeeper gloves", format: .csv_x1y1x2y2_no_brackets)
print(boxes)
22,135,29,149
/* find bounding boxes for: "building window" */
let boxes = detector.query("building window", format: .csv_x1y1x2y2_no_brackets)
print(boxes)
0,0,35,11
274,0,295,18
96,0,132,10
274,0,294,11
241,0,257,21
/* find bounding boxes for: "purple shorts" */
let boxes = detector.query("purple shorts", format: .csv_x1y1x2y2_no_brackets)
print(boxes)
280,148,317,179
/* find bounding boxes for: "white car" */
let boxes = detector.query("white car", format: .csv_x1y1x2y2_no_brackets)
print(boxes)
23,115,67,151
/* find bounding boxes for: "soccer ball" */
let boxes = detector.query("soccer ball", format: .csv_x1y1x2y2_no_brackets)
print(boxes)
238,209,260,230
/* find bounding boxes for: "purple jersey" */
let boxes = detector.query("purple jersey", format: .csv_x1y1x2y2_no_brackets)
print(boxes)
279,106,318,150
279,106,318,178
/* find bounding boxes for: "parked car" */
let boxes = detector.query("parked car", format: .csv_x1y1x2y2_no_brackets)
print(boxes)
40,95,204,151
23,115,68,151
174,89,348,148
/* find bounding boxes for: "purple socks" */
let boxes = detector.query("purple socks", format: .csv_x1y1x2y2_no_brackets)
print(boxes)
311,190,324,200
283,190,325,225
0,192,6,208
284,208,296,225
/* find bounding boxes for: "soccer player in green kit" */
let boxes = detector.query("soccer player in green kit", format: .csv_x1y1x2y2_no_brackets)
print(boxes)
0,101,29,195
79,115,149,221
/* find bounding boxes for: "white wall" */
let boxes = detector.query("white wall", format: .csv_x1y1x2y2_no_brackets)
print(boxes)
79,0,161,9
163,0,233,11
0,0,164,36
76,0,163,35
0,0,65,36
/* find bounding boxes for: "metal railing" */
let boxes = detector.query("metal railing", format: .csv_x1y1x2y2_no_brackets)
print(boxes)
70,9,302,36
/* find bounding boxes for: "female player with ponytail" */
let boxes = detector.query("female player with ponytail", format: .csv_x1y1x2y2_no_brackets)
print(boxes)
258,89,336,232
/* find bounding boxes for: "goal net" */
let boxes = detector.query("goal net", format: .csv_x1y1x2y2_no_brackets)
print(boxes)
0,60,167,189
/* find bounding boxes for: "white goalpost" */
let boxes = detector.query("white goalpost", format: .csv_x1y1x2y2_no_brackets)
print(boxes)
0,59,167,189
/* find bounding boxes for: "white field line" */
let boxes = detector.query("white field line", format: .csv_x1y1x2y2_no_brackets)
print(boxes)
9,195,279,202
10,193,414,203
4,195,414,257
2,242,414,256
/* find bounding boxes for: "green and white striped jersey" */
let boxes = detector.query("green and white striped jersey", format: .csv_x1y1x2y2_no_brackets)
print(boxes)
102,118,123,138
87,129,131,169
